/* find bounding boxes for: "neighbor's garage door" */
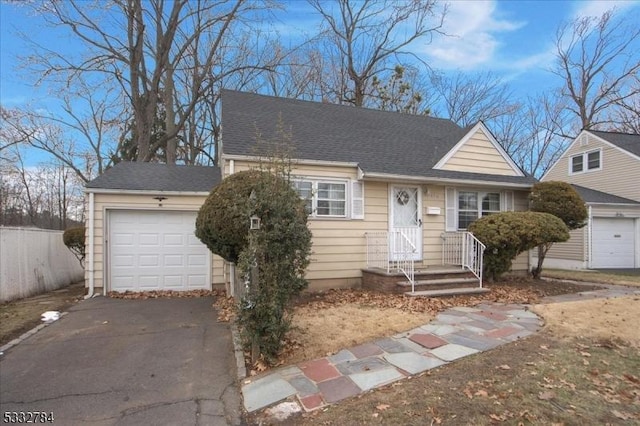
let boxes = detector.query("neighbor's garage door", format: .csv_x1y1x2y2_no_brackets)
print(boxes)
109,210,210,292
592,218,636,268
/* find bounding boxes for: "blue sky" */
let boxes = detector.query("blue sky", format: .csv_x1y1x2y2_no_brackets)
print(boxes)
1,0,639,164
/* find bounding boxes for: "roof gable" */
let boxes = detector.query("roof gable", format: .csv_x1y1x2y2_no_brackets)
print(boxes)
587,130,640,159
86,162,221,192
433,122,524,177
222,90,535,186
541,129,640,181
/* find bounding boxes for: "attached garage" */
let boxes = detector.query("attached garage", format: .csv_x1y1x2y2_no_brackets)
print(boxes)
535,185,640,271
109,210,210,292
84,162,224,296
591,218,637,268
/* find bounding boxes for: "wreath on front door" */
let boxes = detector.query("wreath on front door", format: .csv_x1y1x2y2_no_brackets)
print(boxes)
396,189,410,205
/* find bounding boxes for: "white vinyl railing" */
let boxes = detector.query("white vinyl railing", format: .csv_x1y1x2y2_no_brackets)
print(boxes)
441,231,486,287
365,230,416,292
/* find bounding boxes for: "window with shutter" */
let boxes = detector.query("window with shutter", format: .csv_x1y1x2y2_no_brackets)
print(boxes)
351,180,364,219
445,187,457,231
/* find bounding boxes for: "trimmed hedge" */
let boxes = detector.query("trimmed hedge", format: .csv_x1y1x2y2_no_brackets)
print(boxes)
195,169,312,364
469,211,569,282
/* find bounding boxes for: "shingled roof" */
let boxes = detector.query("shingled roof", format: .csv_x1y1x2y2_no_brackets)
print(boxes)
86,162,220,192
589,130,640,157
572,184,640,205
222,90,536,186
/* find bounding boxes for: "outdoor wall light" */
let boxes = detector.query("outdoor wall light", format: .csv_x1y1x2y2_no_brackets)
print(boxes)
153,196,167,207
250,214,261,230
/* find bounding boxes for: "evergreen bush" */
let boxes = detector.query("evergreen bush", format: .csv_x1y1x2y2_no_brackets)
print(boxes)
469,211,569,282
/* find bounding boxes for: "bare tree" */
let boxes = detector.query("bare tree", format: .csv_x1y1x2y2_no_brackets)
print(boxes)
552,9,640,131
0,147,84,229
309,0,445,107
430,71,519,127
0,82,120,184
19,0,280,165
609,75,640,133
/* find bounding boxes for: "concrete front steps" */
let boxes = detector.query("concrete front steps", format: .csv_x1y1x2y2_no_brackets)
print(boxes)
362,266,488,297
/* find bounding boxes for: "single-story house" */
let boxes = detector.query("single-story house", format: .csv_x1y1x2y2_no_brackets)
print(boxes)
540,129,640,269
84,90,537,296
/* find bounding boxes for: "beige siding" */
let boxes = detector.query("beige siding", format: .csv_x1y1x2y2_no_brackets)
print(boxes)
422,185,446,266
544,133,640,201
439,129,518,176
222,159,531,288
511,191,531,271
591,204,640,218
545,227,587,262
85,193,226,293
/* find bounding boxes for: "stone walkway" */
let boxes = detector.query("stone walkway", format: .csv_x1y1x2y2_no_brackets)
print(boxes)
241,284,640,414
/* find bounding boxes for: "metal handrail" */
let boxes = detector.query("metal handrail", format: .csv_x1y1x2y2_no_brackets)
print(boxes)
365,230,416,291
441,231,485,287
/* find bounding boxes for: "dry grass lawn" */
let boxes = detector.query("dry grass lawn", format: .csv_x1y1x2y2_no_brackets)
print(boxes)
533,295,640,347
284,305,432,364
543,268,640,287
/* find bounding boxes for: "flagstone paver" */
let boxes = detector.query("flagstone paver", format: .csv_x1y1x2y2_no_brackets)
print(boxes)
384,352,446,374
409,333,448,349
241,284,639,414
317,376,361,403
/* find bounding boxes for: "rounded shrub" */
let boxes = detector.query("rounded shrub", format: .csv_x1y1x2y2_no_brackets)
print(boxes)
469,211,569,282
63,226,86,266
530,181,587,230
195,170,268,263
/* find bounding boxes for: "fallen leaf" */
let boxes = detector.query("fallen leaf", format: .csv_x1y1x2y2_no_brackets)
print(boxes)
463,388,473,399
497,364,511,370
611,410,632,420
538,391,555,400
580,351,591,357
372,412,379,418
376,404,390,411
489,413,506,421
475,389,489,397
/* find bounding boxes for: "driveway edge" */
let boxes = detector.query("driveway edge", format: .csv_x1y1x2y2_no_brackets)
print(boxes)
230,322,247,380
0,312,68,355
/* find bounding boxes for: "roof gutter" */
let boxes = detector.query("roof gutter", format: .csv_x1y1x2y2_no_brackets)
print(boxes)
585,201,640,207
84,188,211,196
222,154,359,168
360,171,534,189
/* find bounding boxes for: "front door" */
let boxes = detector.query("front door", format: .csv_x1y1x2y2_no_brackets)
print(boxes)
389,186,422,261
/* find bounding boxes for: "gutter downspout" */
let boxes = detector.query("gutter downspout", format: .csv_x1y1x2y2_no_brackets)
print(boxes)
85,191,95,299
587,205,592,269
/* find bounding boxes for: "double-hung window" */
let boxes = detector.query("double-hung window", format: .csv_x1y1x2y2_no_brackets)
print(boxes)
293,178,363,219
570,149,601,174
446,188,512,231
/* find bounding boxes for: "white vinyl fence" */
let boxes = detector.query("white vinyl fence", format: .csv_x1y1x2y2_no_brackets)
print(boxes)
0,227,84,302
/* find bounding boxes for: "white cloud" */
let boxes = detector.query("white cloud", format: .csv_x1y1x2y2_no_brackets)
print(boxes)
422,0,526,70
572,0,639,19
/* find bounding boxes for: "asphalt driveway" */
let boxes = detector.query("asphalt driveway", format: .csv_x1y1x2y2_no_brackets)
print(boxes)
0,296,242,425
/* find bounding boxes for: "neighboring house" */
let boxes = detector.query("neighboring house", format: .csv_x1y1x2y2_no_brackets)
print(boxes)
84,162,225,295
541,130,640,269
220,90,536,294
84,91,536,296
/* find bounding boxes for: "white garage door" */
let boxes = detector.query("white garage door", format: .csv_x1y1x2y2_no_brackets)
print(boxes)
109,210,210,292
592,218,636,268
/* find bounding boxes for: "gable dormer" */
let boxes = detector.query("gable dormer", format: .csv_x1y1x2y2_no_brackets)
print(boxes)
433,122,524,177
